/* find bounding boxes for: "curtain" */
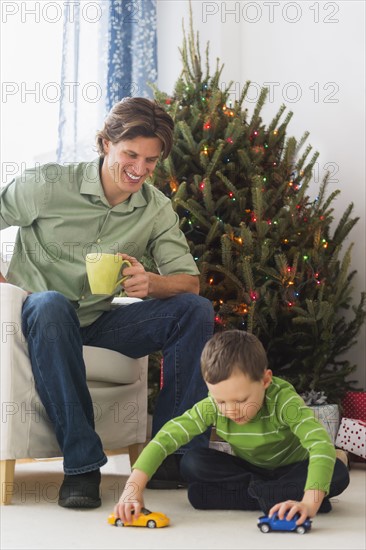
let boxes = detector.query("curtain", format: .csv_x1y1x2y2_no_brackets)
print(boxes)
57,0,157,163
107,0,157,110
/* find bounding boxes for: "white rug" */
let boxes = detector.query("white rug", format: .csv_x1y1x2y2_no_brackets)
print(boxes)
1,455,365,550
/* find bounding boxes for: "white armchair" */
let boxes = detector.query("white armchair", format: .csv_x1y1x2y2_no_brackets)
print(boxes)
0,284,148,505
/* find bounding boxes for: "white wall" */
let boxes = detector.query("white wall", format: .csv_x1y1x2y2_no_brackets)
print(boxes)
157,0,366,387
0,2,63,251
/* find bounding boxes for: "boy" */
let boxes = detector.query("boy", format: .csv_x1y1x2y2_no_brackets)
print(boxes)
115,330,349,525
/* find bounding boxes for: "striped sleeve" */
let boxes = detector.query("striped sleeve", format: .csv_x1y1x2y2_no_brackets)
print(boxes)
132,397,216,478
276,388,336,494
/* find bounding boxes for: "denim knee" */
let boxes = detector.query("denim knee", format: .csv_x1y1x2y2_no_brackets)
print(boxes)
169,292,211,308
22,291,79,337
169,293,214,336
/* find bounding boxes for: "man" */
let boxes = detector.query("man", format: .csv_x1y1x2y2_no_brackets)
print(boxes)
0,97,214,508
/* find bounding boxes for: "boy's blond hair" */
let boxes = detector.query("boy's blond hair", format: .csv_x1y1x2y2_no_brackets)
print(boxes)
201,330,268,384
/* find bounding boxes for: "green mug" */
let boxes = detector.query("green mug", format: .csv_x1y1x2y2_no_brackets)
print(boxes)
86,253,131,295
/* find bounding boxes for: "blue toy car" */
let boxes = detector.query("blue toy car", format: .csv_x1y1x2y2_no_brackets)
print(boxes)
257,512,312,534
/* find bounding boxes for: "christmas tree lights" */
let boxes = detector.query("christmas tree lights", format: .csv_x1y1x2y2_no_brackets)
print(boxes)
146,11,365,406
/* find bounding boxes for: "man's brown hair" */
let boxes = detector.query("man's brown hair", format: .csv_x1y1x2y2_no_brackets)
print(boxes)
96,97,174,159
201,330,268,384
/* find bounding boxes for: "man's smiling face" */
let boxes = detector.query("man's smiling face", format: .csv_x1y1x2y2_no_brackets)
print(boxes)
101,136,162,205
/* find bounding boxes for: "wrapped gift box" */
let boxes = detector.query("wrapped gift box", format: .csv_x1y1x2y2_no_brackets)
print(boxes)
335,417,366,459
209,427,234,455
310,404,340,445
209,440,234,455
341,391,366,421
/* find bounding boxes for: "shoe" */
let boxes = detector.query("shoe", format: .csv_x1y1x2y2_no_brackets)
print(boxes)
318,498,332,513
146,455,188,489
58,470,101,508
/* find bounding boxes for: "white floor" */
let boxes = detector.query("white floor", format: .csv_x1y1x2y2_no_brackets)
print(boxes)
1,455,365,550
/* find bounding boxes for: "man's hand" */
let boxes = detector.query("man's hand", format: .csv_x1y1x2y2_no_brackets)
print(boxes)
119,254,149,298
118,253,200,298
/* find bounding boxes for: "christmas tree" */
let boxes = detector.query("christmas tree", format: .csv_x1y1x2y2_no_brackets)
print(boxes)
147,14,365,407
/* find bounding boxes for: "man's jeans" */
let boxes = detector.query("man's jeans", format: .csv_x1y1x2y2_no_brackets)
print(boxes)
21,291,214,474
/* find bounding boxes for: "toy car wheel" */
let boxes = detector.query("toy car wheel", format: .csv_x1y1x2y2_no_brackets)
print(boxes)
115,519,124,527
147,520,157,529
260,523,270,533
295,525,306,534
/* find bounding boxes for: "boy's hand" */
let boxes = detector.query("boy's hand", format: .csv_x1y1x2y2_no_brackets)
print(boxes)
114,469,149,523
114,489,144,524
269,500,311,526
269,489,326,524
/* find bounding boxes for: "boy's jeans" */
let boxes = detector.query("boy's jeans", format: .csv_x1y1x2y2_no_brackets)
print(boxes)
21,291,214,474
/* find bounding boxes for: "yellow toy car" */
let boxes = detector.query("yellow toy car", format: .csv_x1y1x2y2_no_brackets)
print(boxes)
108,507,170,529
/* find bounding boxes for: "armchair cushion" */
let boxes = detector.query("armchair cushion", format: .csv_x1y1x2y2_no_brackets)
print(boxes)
83,346,141,384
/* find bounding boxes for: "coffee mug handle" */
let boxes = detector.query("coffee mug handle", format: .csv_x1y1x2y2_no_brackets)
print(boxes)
115,260,131,288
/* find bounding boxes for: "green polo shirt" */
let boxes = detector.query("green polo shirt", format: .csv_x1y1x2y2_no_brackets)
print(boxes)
0,159,199,326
